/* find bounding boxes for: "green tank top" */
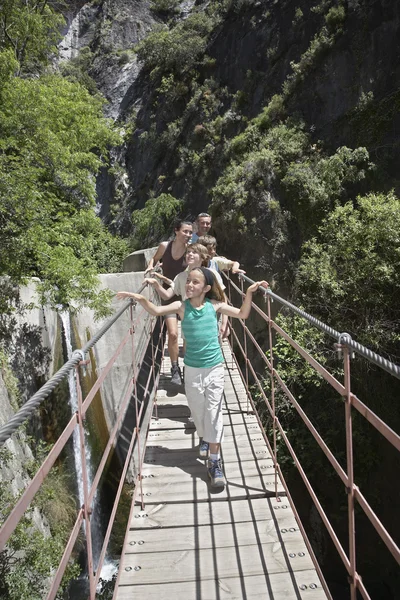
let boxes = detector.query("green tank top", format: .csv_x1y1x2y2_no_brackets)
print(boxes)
182,299,223,368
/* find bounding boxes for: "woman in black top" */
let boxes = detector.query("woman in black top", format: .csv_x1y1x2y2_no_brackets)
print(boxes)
144,220,193,385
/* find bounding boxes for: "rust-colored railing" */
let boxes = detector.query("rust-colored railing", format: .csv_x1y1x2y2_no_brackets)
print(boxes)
223,272,400,600
0,285,164,600
1,269,399,600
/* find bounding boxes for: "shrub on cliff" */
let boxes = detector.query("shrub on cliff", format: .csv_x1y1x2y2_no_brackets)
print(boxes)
0,443,80,600
131,193,183,249
136,12,216,75
211,121,371,276
295,190,400,355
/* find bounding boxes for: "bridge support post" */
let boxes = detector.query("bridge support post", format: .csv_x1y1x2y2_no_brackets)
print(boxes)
343,346,357,600
267,295,278,499
75,363,96,599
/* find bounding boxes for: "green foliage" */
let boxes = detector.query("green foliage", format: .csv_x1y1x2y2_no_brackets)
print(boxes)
281,145,371,216
254,310,344,475
131,193,183,249
295,191,400,355
0,0,64,74
135,12,216,75
211,119,371,275
0,442,80,600
60,46,99,94
150,0,180,16
282,4,345,98
0,64,127,317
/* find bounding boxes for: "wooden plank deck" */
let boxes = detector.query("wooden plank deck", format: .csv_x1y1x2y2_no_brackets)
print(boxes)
115,337,327,600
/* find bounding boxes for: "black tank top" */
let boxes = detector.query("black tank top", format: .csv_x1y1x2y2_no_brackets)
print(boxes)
161,240,186,280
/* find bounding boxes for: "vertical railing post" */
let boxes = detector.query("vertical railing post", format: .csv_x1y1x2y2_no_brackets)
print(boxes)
130,304,144,510
227,274,234,369
239,275,250,413
150,287,158,421
75,364,96,598
343,345,357,600
267,295,278,498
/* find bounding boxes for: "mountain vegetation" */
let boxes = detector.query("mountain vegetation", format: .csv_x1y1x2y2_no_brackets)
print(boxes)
1,0,399,597
0,0,128,321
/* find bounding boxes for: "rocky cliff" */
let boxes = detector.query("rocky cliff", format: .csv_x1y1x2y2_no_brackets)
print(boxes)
56,0,400,292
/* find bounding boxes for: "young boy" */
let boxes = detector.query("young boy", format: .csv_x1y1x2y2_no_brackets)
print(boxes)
146,243,225,300
197,235,245,275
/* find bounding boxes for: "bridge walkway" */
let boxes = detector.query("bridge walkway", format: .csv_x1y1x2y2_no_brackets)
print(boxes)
115,336,327,600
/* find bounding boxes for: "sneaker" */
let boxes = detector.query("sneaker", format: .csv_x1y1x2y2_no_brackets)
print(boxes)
207,458,225,487
199,439,210,459
170,364,182,386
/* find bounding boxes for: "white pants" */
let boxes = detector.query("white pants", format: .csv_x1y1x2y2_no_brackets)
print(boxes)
184,363,225,444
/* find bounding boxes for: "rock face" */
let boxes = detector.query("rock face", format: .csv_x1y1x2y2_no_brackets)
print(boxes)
0,270,152,435
0,375,49,536
58,0,157,119
59,0,400,243
0,267,154,480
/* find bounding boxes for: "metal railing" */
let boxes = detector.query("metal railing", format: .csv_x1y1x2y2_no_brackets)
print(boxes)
223,271,400,600
1,268,399,600
0,283,165,600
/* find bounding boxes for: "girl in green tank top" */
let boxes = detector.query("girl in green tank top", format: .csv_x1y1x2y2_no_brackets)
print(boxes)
116,268,268,488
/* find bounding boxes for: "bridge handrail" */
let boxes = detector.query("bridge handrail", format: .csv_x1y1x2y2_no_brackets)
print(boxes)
0,285,146,447
0,280,164,600
223,271,400,600
238,273,400,380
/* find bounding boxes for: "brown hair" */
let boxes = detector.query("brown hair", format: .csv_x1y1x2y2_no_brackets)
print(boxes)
197,234,217,250
174,219,193,232
186,243,209,267
191,267,225,302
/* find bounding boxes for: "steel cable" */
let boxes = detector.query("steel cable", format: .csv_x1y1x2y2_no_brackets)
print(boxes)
228,273,400,380
0,283,146,446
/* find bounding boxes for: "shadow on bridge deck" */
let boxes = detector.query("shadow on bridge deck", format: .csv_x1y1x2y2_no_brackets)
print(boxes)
115,339,327,600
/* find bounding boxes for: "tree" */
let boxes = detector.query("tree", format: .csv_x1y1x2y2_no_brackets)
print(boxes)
0,57,127,316
295,191,400,357
0,0,64,74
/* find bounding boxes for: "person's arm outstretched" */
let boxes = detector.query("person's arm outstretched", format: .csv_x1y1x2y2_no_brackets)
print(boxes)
144,242,167,274
216,281,269,320
116,291,182,317
144,278,175,302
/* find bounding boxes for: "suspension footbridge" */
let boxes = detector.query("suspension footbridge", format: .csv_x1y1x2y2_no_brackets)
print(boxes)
0,270,399,600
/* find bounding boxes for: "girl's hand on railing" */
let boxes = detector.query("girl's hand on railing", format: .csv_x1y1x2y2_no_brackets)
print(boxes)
247,280,269,294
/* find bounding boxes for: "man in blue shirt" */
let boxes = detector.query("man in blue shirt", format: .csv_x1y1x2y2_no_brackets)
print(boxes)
191,213,212,242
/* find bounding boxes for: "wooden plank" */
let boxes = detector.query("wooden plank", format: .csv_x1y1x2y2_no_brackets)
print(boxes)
141,457,275,480
136,472,283,503
148,422,263,440
148,418,262,435
145,433,267,452
118,540,317,585
129,497,297,530
143,445,273,467
139,463,278,492
116,570,326,600
125,518,303,552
